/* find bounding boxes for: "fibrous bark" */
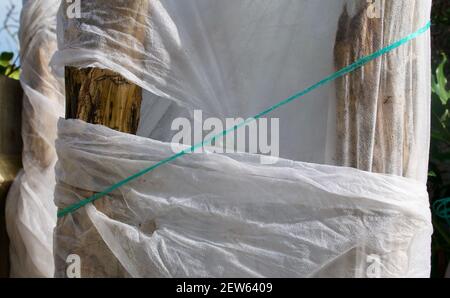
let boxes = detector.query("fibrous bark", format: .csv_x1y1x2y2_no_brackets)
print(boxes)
65,67,142,134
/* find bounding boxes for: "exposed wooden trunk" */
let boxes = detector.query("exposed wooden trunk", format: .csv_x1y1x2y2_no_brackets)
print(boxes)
0,75,23,277
65,67,142,134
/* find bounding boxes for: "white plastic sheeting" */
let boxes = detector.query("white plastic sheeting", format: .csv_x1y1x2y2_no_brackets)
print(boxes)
5,0,64,277
53,0,348,165
50,0,433,278
3,0,431,277
54,119,432,277
53,0,432,180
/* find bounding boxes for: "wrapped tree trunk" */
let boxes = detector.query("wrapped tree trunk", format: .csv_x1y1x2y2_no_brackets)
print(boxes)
53,0,432,278
63,0,147,133
56,0,147,277
334,0,431,182
6,0,65,277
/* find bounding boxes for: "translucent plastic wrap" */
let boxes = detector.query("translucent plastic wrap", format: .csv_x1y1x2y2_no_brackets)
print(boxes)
54,119,432,277
334,0,431,182
51,0,433,277
5,0,64,277
53,0,432,181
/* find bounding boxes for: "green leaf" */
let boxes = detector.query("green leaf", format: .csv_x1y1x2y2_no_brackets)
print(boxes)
8,69,20,80
432,54,450,105
0,52,14,67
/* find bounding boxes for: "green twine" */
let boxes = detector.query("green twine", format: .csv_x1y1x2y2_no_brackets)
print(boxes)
58,21,432,218
433,198,450,226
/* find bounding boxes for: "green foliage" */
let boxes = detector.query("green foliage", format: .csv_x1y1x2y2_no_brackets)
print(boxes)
429,53,450,277
432,0,450,26
432,55,450,106
431,0,450,61
431,54,450,169
0,51,20,80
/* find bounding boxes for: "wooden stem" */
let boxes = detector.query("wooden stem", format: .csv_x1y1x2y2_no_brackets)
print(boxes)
65,67,142,134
